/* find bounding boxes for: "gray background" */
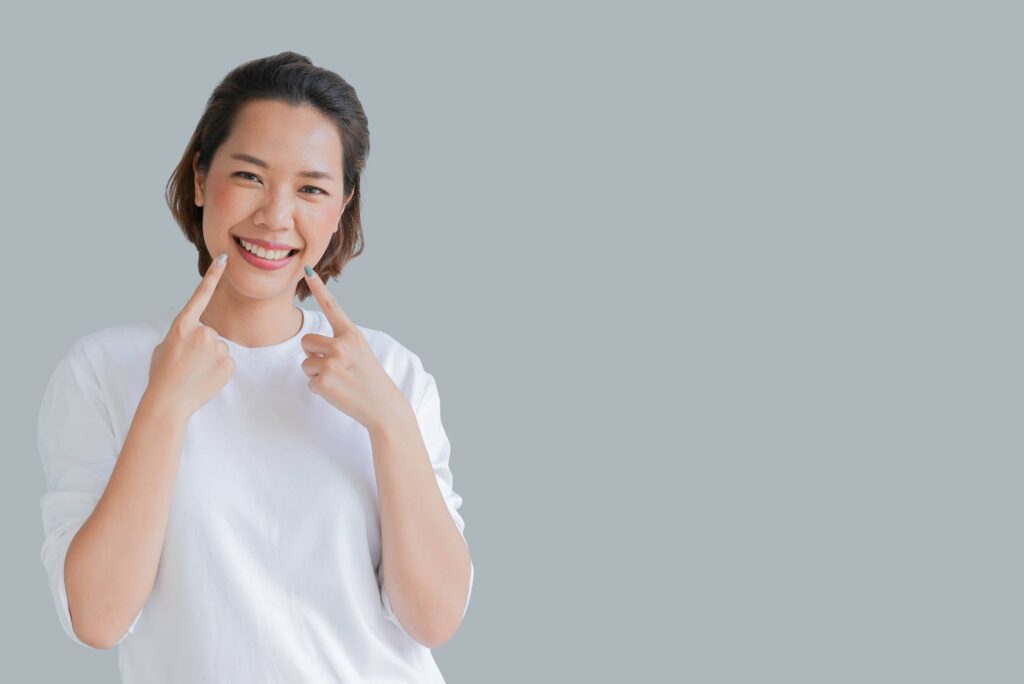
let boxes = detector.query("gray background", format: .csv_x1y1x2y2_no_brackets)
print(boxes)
4,0,1019,681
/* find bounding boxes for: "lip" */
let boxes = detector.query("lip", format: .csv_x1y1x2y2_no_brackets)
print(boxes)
233,236,297,271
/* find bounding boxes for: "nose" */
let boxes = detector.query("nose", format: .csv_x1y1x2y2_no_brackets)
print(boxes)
253,188,295,231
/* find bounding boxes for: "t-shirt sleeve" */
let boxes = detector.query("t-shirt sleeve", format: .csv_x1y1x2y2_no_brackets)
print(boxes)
378,355,474,630
37,343,144,649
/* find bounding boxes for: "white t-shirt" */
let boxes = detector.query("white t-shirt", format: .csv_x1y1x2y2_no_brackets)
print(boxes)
37,305,473,683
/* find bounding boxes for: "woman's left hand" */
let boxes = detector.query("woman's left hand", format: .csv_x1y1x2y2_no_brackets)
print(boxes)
300,269,411,433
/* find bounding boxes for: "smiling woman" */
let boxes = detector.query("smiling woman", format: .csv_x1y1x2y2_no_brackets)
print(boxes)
166,57,369,307
37,51,473,684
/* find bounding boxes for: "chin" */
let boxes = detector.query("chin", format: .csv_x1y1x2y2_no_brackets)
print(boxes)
223,270,302,300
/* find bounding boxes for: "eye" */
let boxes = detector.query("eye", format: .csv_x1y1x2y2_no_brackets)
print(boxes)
233,172,327,196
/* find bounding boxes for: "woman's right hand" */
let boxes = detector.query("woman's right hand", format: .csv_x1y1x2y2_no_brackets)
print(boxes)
146,254,235,420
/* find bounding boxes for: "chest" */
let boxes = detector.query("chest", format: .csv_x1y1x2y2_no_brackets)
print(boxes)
162,364,382,585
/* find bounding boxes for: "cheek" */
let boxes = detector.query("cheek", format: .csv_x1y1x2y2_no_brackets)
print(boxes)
308,204,342,242
309,202,340,226
208,184,248,216
202,187,250,251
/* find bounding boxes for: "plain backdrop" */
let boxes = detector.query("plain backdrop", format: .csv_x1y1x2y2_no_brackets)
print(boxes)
4,1,1021,682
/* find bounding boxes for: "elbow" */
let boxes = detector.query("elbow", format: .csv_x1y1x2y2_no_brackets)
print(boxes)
390,590,465,648
68,606,120,651
412,589,469,648
68,599,124,650
417,556,472,648
80,631,118,651
390,552,473,648
65,560,131,650
414,613,464,649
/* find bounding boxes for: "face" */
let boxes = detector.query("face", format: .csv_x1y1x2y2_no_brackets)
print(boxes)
192,99,350,301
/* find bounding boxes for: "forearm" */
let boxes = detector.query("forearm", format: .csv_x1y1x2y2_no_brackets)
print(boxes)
369,405,472,648
64,389,188,649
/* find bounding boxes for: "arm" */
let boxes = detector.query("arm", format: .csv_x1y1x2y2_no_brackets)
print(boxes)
296,269,473,647
370,400,473,649
40,258,231,649
63,389,188,649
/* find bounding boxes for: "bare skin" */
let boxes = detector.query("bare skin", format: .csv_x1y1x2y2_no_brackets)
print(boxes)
192,98,351,345
65,98,472,649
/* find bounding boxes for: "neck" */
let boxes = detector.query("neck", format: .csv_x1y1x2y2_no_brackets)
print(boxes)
199,286,304,348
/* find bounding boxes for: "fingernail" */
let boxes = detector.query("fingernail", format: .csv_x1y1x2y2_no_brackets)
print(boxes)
304,265,314,277
217,253,228,263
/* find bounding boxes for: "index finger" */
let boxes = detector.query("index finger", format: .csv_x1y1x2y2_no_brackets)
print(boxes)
303,264,354,336
177,252,228,327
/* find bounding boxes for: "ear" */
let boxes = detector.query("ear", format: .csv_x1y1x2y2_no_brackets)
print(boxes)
340,190,353,218
193,151,205,207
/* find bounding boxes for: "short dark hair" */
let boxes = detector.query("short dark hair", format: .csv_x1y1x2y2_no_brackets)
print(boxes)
165,51,370,301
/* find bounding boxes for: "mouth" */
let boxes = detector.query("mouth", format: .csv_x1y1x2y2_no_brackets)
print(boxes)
233,236,300,270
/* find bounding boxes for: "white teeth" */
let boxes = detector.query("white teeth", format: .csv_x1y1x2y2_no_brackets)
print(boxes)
239,238,292,261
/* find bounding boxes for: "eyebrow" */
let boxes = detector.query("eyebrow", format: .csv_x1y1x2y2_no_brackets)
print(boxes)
229,153,336,181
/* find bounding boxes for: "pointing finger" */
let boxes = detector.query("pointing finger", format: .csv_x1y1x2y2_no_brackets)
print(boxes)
178,252,228,328
304,265,354,337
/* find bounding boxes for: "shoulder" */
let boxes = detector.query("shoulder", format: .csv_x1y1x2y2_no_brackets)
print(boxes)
69,307,172,360
57,306,175,382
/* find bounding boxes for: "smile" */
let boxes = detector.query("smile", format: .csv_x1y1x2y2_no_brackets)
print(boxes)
233,236,299,270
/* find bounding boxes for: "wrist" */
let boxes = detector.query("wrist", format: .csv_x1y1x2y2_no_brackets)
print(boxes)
139,385,191,428
367,398,417,443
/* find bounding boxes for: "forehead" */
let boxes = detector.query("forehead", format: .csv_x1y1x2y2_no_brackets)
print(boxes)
220,99,343,170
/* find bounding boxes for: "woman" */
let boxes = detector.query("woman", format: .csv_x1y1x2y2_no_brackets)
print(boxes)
37,51,473,683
